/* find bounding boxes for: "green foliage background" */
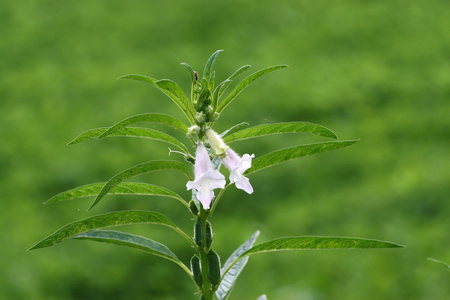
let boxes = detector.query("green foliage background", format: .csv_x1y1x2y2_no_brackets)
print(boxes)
1,0,449,299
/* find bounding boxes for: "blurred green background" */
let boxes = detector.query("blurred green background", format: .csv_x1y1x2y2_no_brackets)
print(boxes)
1,0,449,299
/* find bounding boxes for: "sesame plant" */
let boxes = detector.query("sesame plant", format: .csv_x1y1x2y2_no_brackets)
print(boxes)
30,50,403,299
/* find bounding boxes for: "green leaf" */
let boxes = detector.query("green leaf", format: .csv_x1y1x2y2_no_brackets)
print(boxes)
216,231,260,300
181,62,196,84
156,79,194,120
119,75,194,123
75,230,178,259
217,65,251,100
246,140,358,175
256,295,268,300
220,122,250,138
203,50,223,82
219,236,404,278
99,113,188,136
428,258,450,271
241,236,404,256
89,160,192,210
73,230,191,275
217,65,288,114
29,211,187,250
223,122,337,144
45,182,187,208
68,127,189,153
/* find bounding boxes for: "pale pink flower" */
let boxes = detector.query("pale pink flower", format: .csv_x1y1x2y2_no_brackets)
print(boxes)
222,148,255,194
186,142,226,209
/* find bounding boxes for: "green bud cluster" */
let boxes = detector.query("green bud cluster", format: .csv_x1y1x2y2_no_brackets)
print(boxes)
193,80,220,126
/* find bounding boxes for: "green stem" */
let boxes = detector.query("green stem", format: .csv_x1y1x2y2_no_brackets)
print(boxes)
209,184,229,216
198,207,214,300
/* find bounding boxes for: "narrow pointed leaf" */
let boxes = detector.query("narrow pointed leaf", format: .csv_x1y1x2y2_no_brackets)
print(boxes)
220,122,250,138
68,127,189,153
428,258,450,271
203,50,223,82
220,236,404,277
246,140,358,175
74,230,178,259
98,113,188,136
119,75,194,122
118,74,157,84
223,122,337,144
217,65,288,114
45,182,186,207
90,160,191,210
181,62,196,83
217,65,251,100
73,230,190,274
212,79,230,109
29,211,183,250
155,79,194,120
216,231,260,300
257,295,268,300
241,236,404,256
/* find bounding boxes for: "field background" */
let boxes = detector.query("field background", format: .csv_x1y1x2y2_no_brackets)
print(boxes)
1,0,449,299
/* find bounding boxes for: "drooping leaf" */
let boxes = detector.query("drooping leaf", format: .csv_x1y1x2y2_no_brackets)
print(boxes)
216,231,260,300
73,230,191,275
45,182,187,208
220,122,250,138
29,211,189,250
203,50,223,83
68,127,189,153
118,75,194,123
217,65,288,114
156,79,194,121
75,230,178,259
246,140,358,175
223,122,337,143
98,113,188,136
89,160,192,210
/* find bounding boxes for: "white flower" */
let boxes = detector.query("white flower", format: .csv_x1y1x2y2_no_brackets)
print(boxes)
186,142,226,209
222,148,255,194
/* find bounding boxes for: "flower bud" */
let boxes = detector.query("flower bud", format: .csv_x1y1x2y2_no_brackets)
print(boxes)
210,112,220,122
205,129,229,158
187,125,200,139
205,105,214,116
196,111,207,123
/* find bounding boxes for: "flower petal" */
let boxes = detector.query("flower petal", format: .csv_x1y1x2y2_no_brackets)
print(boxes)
187,142,226,209
222,149,255,194
233,173,254,194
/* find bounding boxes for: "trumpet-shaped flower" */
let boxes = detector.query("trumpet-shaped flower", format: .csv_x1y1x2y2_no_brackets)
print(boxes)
186,142,226,209
206,129,229,158
222,149,255,194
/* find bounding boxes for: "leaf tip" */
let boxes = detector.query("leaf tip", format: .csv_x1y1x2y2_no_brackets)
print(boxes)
116,75,129,80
